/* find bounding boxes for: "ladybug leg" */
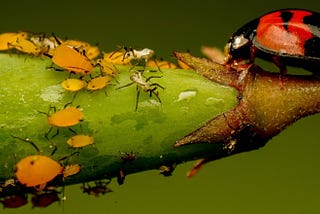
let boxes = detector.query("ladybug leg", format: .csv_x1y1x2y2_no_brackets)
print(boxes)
272,56,287,86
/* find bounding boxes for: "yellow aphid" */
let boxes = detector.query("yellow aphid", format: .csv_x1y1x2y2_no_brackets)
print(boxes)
0,32,28,50
146,59,178,69
48,107,83,127
9,37,42,55
87,76,112,91
102,51,131,65
67,135,94,148
96,59,119,77
61,78,87,92
63,164,81,178
64,40,100,60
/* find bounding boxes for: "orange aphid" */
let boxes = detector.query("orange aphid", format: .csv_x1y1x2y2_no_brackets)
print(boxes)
0,32,28,50
67,135,94,148
86,76,112,91
52,44,94,76
15,155,63,187
47,107,83,127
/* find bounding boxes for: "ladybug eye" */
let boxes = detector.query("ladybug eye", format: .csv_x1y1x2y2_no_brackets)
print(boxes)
232,35,249,49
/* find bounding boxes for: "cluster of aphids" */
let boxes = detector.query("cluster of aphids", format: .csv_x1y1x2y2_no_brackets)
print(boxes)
0,31,187,208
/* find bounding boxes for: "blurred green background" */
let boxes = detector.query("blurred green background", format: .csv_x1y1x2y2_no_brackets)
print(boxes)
1,0,319,213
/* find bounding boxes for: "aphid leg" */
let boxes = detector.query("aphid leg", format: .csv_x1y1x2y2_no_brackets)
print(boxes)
11,135,40,153
50,128,60,139
116,82,134,90
135,87,141,111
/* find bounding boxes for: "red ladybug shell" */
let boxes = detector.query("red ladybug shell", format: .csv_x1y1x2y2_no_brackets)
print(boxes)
226,9,320,73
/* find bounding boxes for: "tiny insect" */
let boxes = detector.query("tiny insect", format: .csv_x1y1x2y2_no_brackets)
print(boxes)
0,32,28,51
159,164,176,177
63,164,81,178
40,105,83,139
117,169,126,185
30,34,60,56
120,151,136,163
49,36,94,76
96,58,119,77
123,47,155,62
31,190,60,208
86,75,113,92
8,37,42,55
61,78,87,92
117,70,164,111
67,135,94,148
103,51,131,65
81,180,112,197
0,194,28,209
11,136,63,189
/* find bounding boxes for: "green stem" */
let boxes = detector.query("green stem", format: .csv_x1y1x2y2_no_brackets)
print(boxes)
0,53,237,192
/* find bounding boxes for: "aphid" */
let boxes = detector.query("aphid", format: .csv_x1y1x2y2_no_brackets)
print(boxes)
120,152,136,163
159,164,176,177
96,59,119,77
103,51,131,65
86,75,113,91
61,78,87,92
63,164,81,178
117,70,164,111
9,37,42,55
50,36,94,76
12,136,63,188
40,105,83,139
201,46,226,64
225,9,320,74
12,136,79,189
30,34,60,56
81,180,112,197
0,32,28,51
31,190,60,208
123,47,154,63
117,169,126,185
67,135,94,148
0,194,28,208
64,39,100,60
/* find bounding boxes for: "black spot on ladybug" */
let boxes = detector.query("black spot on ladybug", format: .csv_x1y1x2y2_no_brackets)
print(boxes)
303,13,320,37
280,11,293,31
304,37,320,57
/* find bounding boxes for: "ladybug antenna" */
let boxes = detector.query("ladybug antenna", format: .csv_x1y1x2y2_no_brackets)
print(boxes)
11,135,40,153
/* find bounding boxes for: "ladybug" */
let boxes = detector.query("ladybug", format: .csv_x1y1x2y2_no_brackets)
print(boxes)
225,9,320,74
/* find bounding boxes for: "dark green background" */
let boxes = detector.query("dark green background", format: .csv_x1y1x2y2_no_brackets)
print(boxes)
1,0,319,213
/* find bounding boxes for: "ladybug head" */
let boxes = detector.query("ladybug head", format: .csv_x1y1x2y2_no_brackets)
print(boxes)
224,19,259,64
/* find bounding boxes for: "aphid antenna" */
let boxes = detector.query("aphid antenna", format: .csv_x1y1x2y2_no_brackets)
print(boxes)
63,93,78,108
109,45,124,59
58,151,80,162
11,135,41,153
51,33,62,46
